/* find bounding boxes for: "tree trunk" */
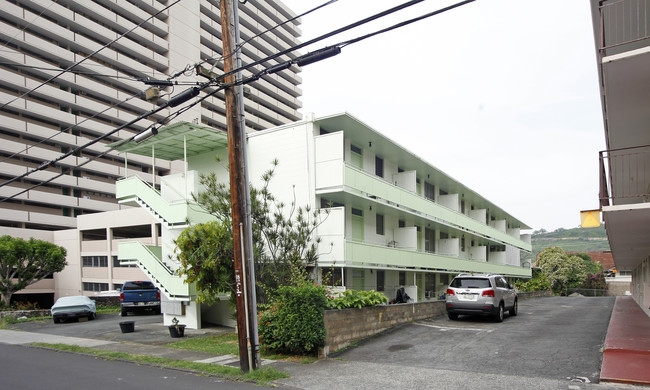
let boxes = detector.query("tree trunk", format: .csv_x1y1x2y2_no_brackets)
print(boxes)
2,292,12,307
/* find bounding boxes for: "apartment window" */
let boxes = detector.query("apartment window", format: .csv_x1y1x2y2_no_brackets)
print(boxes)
113,283,124,290
425,228,435,253
399,220,405,228
113,255,135,268
461,237,465,252
375,156,384,178
82,256,108,267
440,232,449,239
83,282,108,292
399,271,406,286
376,214,384,235
461,200,465,213
439,189,448,196
424,182,435,201
350,144,363,169
376,270,385,291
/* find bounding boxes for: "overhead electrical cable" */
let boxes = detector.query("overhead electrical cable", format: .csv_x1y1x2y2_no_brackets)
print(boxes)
0,0,182,112
0,90,144,165
198,0,340,71
0,0,476,201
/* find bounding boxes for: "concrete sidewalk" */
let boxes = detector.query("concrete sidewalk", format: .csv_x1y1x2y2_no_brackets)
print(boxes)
0,328,274,368
600,296,650,385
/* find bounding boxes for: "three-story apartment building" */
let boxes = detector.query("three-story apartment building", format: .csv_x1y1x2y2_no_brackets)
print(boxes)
113,113,531,328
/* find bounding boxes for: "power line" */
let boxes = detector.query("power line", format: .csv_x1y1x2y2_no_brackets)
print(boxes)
197,0,341,72
0,0,182,112
0,0,476,201
211,0,431,85
0,90,143,165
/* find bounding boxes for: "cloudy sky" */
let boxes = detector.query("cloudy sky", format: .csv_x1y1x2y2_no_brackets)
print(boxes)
278,0,606,233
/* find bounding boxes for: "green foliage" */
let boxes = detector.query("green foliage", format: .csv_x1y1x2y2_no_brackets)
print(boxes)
580,273,608,290
536,247,588,295
0,301,40,311
184,159,327,304
175,221,234,305
258,284,328,355
327,289,388,309
0,236,67,306
515,268,551,292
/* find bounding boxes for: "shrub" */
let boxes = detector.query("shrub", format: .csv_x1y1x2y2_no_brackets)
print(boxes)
258,284,328,355
580,273,607,290
515,268,551,292
0,301,40,311
327,289,387,310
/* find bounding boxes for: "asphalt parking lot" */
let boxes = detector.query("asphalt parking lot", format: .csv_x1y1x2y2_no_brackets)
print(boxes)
334,296,615,384
11,311,230,345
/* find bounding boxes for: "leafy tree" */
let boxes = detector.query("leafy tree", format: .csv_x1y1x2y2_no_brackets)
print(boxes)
515,268,551,292
175,221,234,305
0,236,67,306
175,159,327,304
536,247,587,295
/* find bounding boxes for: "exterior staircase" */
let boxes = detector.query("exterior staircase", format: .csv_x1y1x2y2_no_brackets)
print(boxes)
115,175,211,300
118,241,195,300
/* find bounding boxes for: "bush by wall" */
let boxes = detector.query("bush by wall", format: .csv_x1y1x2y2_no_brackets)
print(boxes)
258,284,328,355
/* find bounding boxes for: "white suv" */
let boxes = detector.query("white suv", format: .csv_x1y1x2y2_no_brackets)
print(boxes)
445,274,518,322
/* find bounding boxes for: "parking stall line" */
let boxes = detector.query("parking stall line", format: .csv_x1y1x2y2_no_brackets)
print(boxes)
411,322,493,333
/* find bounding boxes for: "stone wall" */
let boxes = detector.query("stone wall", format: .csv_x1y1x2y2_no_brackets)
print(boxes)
322,301,445,357
518,290,553,300
321,292,554,357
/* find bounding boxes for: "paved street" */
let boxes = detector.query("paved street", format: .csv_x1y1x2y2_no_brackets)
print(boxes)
0,343,259,390
3,296,643,390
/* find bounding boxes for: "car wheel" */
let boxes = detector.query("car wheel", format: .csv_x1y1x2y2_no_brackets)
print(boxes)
494,303,504,322
88,312,96,320
448,312,459,321
121,308,128,317
53,318,60,324
154,308,161,315
509,300,518,317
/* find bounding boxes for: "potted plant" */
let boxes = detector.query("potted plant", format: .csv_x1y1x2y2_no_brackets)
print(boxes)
168,317,185,338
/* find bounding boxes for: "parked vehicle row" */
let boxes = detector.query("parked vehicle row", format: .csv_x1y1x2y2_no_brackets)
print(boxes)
51,280,161,324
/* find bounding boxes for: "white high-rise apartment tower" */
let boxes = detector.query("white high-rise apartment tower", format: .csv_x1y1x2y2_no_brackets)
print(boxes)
0,0,302,230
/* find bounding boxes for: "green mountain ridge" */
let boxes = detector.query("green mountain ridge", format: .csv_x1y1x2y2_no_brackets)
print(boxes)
529,225,610,260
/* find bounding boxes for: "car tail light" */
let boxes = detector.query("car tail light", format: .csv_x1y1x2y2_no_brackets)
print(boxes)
446,288,455,296
482,289,495,297
156,291,160,299
120,293,124,301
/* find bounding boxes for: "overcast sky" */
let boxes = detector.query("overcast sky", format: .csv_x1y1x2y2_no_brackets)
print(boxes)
277,0,606,233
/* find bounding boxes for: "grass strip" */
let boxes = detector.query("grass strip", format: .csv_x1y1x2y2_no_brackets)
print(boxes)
30,342,289,385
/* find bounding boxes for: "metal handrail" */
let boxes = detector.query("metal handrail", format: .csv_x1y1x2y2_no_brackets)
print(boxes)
599,0,650,51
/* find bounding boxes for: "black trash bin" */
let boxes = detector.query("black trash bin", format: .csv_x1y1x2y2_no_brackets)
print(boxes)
119,321,135,333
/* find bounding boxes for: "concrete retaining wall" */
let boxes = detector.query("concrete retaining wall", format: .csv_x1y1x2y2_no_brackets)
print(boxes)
321,291,554,357
322,301,445,357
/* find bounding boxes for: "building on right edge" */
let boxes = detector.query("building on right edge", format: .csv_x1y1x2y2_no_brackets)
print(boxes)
590,0,650,316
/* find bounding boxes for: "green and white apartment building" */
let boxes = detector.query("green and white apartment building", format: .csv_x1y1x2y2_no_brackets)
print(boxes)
105,113,532,328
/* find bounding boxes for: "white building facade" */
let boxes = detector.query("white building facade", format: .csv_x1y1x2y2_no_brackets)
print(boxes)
0,0,302,231
113,113,532,328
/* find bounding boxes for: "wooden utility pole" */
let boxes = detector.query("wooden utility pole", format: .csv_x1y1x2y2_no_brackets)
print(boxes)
220,0,250,372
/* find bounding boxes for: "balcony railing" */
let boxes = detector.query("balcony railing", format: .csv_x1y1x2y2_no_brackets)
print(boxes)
599,145,650,207
599,0,650,52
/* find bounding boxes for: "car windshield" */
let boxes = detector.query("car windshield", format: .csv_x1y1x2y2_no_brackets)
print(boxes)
451,278,491,289
123,281,155,290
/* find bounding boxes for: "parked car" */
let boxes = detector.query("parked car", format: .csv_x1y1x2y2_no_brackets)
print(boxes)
120,280,161,316
445,273,518,322
51,295,96,323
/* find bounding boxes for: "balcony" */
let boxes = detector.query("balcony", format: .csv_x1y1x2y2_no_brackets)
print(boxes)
599,145,650,207
597,0,650,57
316,208,531,278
